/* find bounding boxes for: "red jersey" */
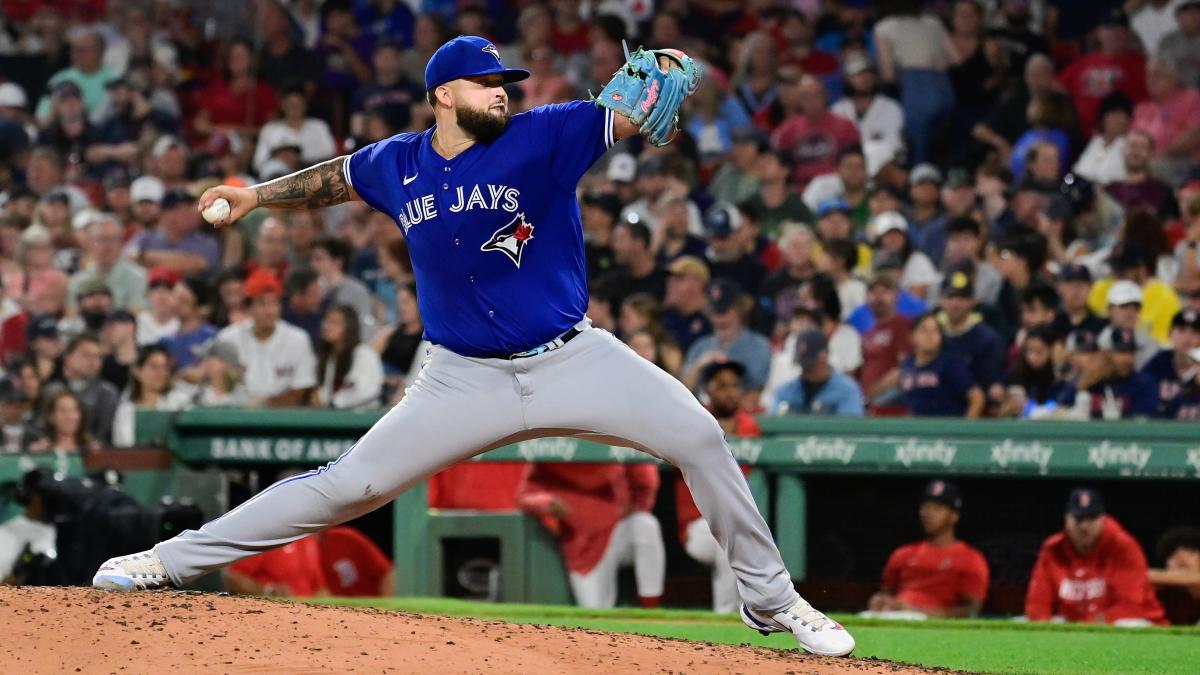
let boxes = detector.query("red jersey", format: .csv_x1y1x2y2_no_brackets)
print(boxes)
427,462,526,510
860,315,912,392
881,540,990,610
770,112,860,188
229,535,325,597
1025,517,1166,624
674,410,759,544
516,463,659,574
1057,51,1147,134
317,526,392,596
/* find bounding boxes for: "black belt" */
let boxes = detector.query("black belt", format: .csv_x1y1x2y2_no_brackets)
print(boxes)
477,324,586,360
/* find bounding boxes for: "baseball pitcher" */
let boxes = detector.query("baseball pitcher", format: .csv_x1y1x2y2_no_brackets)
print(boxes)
93,35,854,657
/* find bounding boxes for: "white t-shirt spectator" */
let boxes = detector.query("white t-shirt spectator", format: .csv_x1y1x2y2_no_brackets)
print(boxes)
874,15,951,70
831,94,905,153
1131,0,1184,55
1072,135,1127,185
901,251,940,294
216,319,317,401
111,385,195,448
316,344,385,410
253,119,338,176
837,277,868,320
137,314,180,346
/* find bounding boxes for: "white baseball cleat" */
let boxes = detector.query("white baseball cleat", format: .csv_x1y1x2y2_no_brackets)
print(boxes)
92,550,173,591
741,600,856,657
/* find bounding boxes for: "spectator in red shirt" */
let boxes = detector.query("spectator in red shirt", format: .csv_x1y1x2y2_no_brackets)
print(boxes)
1025,488,1167,625
770,75,860,189
869,480,989,617
517,462,665,609
860,270,912,407
676,360,757,613
192,39,279,142
1056,9,1147,135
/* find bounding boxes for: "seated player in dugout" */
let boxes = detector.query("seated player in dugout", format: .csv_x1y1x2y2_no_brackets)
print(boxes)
868,480,989,618
1025,488,1166,626
1148,527,1200,624
676,360,756,614
517,461,665,609
225,524,393,598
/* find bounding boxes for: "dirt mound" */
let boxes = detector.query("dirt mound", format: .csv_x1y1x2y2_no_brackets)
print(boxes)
0,587,940,674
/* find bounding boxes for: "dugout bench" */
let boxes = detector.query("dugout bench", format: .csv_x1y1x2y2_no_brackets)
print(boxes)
139,409,1200,604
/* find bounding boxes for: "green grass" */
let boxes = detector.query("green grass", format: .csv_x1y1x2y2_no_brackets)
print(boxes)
310,597,1200,674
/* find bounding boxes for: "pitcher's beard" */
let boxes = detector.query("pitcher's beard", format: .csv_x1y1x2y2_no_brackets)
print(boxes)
457,104,510,144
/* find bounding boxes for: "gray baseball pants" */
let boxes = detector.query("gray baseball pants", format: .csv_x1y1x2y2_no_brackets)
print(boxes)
154,325,801,613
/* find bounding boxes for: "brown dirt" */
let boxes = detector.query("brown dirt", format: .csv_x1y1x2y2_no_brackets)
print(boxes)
0,587,946,674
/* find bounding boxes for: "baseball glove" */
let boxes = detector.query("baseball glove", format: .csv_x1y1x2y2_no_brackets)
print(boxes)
594,42,703,147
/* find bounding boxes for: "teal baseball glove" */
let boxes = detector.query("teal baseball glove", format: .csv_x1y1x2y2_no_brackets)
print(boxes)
594,42,703,147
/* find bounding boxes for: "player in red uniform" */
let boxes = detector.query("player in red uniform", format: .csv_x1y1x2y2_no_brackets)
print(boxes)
1025,488,1166,625
869,480,990,617
226,526,393,597
516,462,665,608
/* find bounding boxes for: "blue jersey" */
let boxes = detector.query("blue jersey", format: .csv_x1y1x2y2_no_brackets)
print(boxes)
347,101,616,357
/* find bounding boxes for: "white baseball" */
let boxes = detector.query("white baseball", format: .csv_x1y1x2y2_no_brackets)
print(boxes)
202,198,231,225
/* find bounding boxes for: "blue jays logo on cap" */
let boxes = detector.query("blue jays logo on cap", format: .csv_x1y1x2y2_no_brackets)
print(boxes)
481,213,535,267
425,35,530,91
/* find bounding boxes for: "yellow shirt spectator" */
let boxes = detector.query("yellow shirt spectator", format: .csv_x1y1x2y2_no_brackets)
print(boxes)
1087,278,1180,344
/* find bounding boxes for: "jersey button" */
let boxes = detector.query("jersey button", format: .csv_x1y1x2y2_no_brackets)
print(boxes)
442,183,448,190
454,238,460,245
444,167,450,172
469,275,475,282
488,310,495,317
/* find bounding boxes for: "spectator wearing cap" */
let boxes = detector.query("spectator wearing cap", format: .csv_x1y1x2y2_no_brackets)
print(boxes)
37,79,93,168
25,317,62,384
681,279,771,401
0,377,38,454
812,198,865,268
901,313,984,417
661,257,713,353
215,269,317,407
770,328,864,416
1072,92,1131,186
60,278,113,342
1057,9,1148,136
819,238,867,321
802,146,873,233
99,309,138,393
68,214,148,313
311,237,376,337
907,163,949,263
936,265,1005,398
1054,264,1107,336
831,54,905,163
599,220,668,313
858,271,913,407
1060,325,1159,419
769,75,860,189
1149,526,1200,623
708,128,765,208
127,189,220,275
869,480,989,618
193,39,279,140
160,276,219,373
998,325,1064,417
137,268,181,346
580,193,620,281
652,191,708,266
872,3,955,165
1160,0,1200,89
675,360,757,613
128,176,165,237
253,84,338,177
943,217,1003,305
871,211,938,300
1105,130,1175,216
42,332,120,445
111,345,193,447
1026,488,1166,625
148,135,190,189
193,340,250,407
1141,310,1200,418
35,28,116,120
991,229,1049,344
743,149,814,239
1092,241,1177,352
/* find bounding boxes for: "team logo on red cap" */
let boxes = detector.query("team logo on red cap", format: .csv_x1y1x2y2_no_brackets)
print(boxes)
481,213,535,268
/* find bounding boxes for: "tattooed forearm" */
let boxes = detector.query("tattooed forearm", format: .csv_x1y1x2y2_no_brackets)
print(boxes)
254,156,354,209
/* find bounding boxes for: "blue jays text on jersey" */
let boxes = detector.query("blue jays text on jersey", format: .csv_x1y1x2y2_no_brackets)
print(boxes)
345,100,617,357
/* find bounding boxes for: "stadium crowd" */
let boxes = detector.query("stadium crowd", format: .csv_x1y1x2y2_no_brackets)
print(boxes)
0,0,1199,620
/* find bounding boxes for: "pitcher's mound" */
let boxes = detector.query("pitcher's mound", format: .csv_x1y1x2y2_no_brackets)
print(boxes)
0,587,941,674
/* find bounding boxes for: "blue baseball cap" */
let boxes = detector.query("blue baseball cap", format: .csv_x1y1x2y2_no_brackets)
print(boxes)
425,36,530,91
816,197,850,218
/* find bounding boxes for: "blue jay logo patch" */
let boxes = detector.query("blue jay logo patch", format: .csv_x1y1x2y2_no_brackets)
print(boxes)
481,213,534,267
482,44,501,63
